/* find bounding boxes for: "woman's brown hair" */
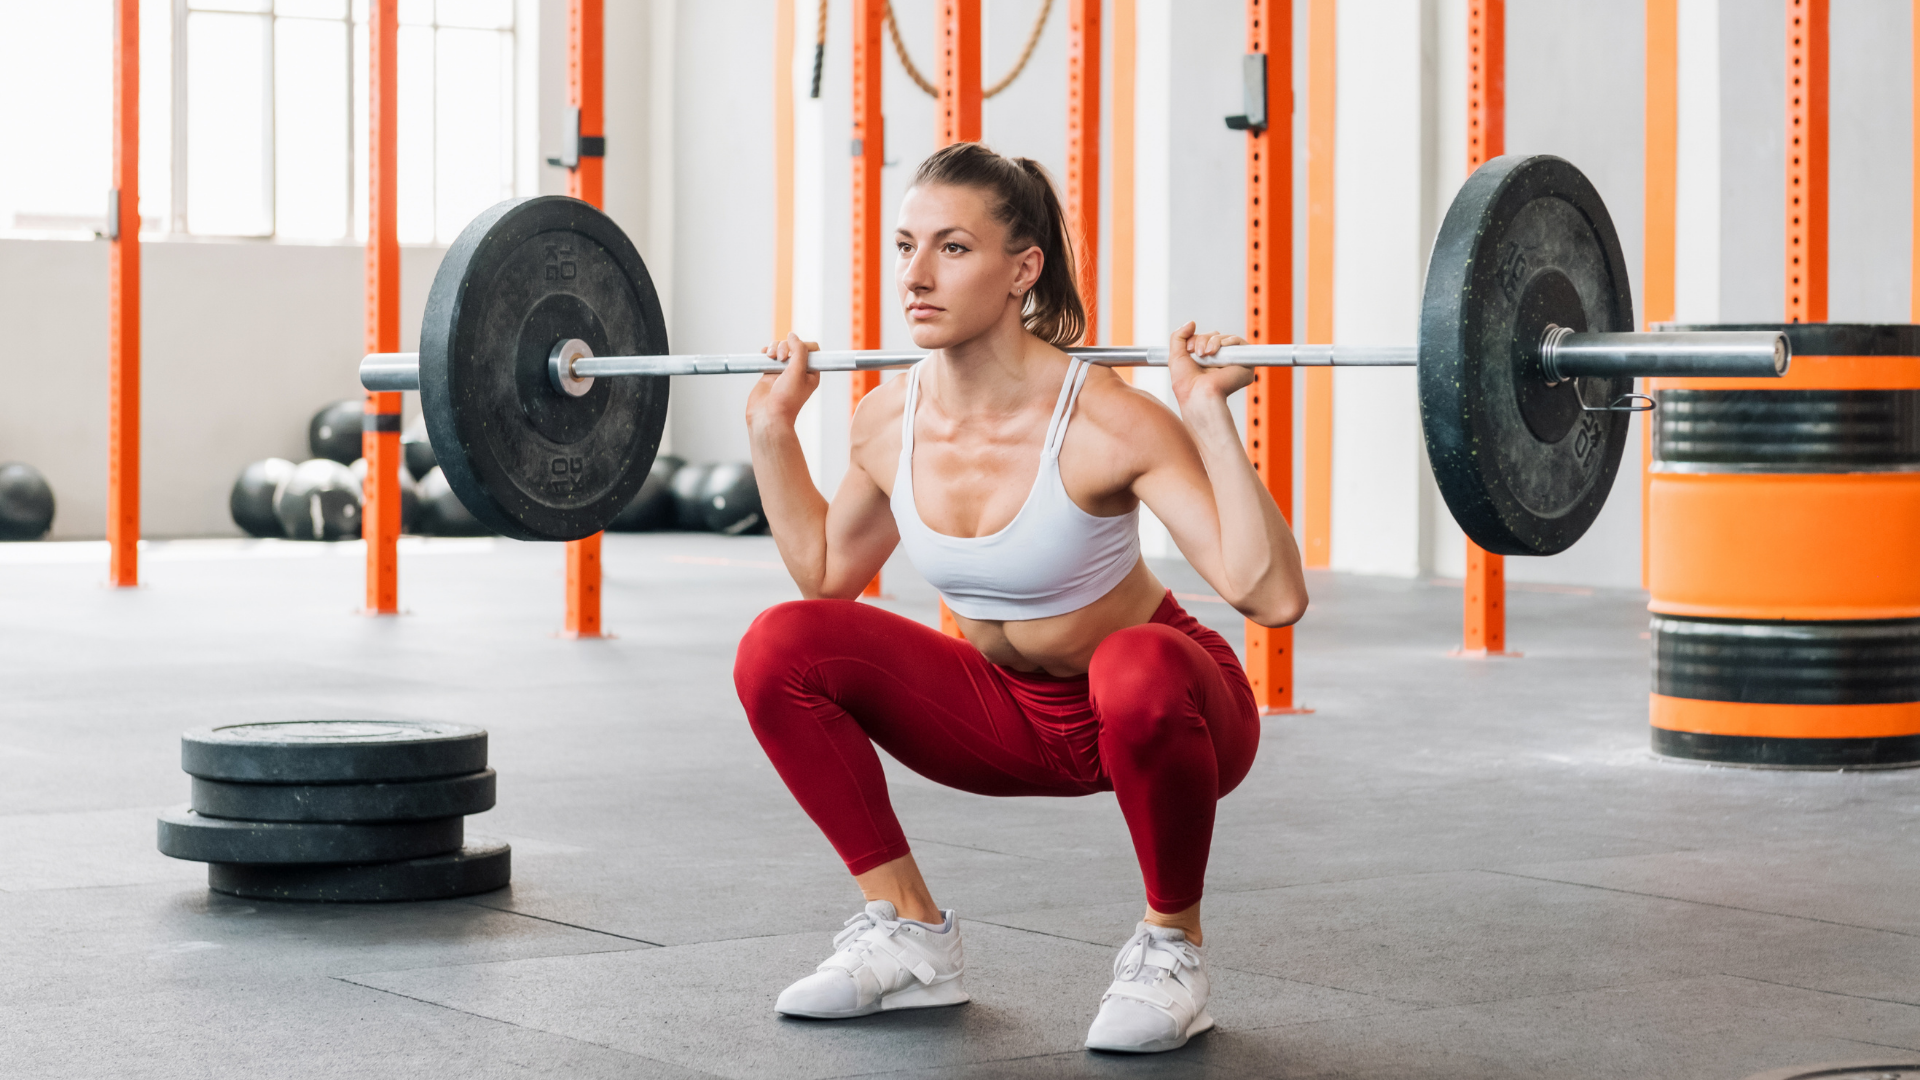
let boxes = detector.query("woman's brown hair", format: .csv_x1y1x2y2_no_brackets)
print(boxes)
911,142,1086,347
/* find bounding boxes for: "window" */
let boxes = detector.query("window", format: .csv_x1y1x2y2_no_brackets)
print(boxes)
0,0,516,243
0,0,170,234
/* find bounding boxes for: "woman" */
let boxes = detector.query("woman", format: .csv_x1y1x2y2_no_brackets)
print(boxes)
734,142,1306,1054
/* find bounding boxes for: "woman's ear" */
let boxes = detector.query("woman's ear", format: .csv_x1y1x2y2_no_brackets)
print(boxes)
1011,245,1044,298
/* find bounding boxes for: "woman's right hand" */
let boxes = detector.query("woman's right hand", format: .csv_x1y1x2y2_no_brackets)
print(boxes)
746,332,821,433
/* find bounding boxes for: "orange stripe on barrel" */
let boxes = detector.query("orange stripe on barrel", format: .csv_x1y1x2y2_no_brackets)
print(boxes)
1647,471,1920,620
1651,694,1920,740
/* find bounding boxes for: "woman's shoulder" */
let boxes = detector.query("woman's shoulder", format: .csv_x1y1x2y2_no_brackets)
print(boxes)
848,366,911,439
1072,363,1185,436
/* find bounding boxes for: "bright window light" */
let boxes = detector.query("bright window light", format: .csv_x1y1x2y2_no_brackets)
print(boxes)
396,22,435,242
434,26,513,242
186,10,273,236
274,15,349,239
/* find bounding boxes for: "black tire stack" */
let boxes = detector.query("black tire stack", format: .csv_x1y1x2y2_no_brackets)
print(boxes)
157,720,509,902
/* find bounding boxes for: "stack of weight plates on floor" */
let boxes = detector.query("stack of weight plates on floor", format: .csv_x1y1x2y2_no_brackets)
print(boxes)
157,721,509,901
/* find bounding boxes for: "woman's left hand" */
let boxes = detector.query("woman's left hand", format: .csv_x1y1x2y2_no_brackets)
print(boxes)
1167,322,1254,409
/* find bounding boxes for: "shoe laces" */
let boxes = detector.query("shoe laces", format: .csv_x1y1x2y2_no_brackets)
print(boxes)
832,905,902,954
1113,926,1200,986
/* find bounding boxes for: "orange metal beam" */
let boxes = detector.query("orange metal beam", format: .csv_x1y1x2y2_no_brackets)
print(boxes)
1242,0,1303,714
363,0,401,615
1302,0,1334,570
853,0,885,598
1914,0,1920,323
1786,0,1828,323
929,0,983,633
775,0,796,342
1066,0,1100,346
564,0,606,638
1643,0,1677,590
108,0,140,587
1111,0,1136,356
1461,0,1510,657
939,0,983,145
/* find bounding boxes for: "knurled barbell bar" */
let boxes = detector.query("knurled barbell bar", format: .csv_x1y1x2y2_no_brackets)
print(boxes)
360,155,1789,554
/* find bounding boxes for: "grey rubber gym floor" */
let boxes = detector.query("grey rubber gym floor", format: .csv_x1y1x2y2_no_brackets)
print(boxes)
4,533,1917,1079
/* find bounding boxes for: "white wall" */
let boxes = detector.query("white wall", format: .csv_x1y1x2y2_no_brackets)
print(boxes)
1328,0,1428,579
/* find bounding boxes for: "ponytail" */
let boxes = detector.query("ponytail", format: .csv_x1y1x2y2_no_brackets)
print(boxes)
911,142,1087,347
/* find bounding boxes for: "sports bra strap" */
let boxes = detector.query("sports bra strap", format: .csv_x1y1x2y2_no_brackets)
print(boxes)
1041,359,1090,459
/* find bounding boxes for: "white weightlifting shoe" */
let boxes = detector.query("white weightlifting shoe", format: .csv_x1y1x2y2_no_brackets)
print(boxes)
1084,923,1214,1053
775,900,969,1019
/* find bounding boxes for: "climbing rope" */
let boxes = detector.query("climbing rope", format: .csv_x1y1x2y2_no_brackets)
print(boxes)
810,0,829,98
884,0,1055,100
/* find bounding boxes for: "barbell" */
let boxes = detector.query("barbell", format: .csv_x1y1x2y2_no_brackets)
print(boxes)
360,155,1788,554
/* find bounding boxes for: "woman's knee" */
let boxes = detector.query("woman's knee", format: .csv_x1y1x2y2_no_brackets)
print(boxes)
1089,625,1208,744
733,599,847,704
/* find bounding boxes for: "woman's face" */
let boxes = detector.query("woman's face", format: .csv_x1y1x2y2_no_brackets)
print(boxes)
894,182,1042,350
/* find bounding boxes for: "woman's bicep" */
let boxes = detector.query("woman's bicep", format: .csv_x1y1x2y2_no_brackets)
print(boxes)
1129,421,1231,585
819,461,900,598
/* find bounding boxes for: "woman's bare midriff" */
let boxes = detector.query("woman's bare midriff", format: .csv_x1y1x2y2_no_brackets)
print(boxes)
951,557,1170,677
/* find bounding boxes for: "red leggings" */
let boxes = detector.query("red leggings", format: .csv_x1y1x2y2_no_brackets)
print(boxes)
733,592,1259,913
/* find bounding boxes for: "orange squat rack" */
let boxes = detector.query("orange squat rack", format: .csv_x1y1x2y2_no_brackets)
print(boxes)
363,0,402,616
108,0,140,588
1238,0,1304,714
1458,0,1511,657
561,0,607,638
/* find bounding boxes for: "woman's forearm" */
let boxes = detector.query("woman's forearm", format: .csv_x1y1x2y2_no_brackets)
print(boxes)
748,418,832,597
1179,393,1307,625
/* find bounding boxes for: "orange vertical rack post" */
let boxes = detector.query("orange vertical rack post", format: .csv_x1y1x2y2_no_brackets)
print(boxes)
1241,0,1305,714
1302,0,1334,569
1786,0,1828,324
929,0,983,637
563,0,606,637
939,0,983,145
852,0,885,598
1066,0,1100,346
1643,0,1678,589
1914,0,1920,323
1459,0,1512,656
363,0,402,615
108,0,140,588
774,0,796,343
1111,0,1136,358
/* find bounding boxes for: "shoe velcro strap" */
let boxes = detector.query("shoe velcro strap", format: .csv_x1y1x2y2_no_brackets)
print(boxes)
1102,979,1181,1012
1142,950,1183,972
873,938,937,984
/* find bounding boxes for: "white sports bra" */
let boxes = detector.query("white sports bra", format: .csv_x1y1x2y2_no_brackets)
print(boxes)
890,358,1142,621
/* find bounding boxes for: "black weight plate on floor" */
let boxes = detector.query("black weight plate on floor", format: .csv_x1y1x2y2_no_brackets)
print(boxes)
181,720,487,783
207,839,511,902
191,769,496,823
420,196,670,541
158,807,463,864
1419,155,1635,556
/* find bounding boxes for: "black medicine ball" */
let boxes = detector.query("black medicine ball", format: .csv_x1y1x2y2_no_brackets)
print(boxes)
230,458,295,538
669,462,716,531
608,454,684,531
401,415,437,482
0,462,55,541
700,462,764,535
309,400,365,465
415,467,490,537
274,459,362,541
